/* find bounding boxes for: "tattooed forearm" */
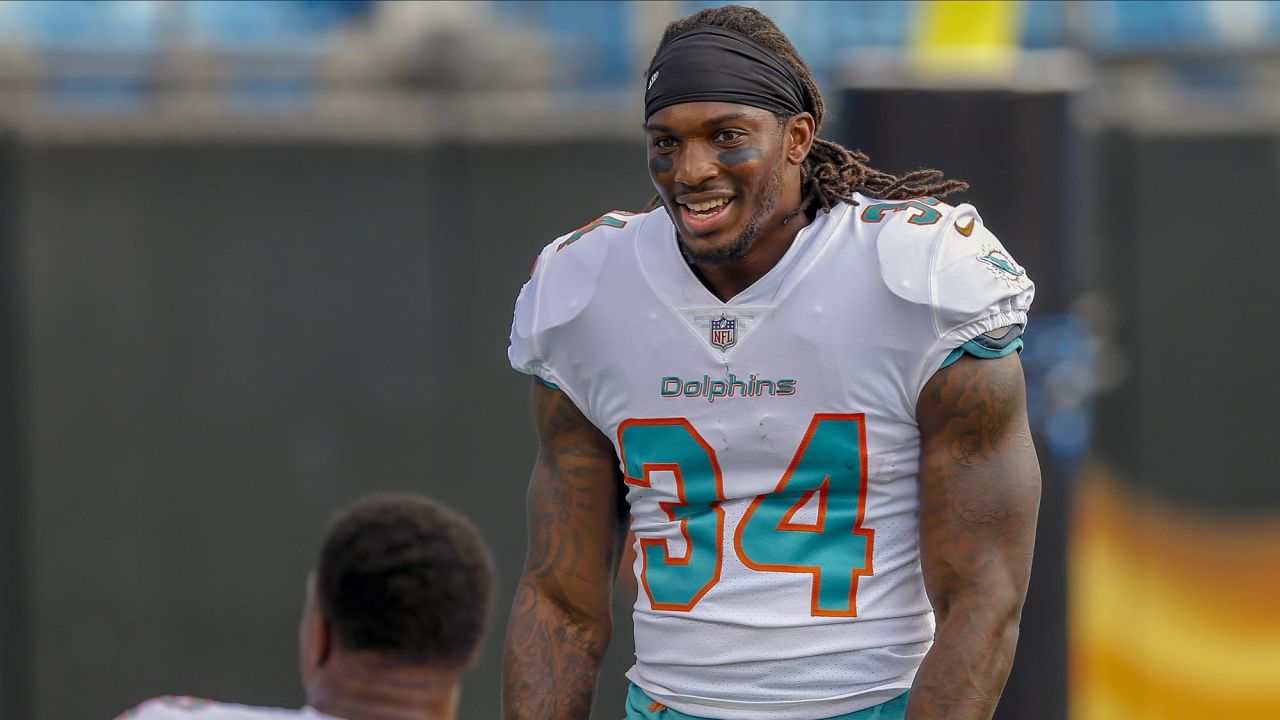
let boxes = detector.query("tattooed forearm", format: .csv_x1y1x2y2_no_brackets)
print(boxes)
908,353,1041,720
504,380,626,720
504,579,611,719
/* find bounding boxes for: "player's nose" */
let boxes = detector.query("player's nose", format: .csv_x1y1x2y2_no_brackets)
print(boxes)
674,142,719,188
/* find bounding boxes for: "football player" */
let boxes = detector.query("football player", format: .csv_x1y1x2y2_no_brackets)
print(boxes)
118,494,493,720
504,5,1039,720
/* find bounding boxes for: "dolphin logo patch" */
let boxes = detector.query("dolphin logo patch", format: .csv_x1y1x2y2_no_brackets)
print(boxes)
978,250,1026,278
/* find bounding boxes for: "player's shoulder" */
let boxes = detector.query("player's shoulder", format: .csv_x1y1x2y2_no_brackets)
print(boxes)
529,207,654,267
117,696,329,720
853,193,1032,314
851,193,968,301
519,206,654,309
510,207,660,378
517,207,659,311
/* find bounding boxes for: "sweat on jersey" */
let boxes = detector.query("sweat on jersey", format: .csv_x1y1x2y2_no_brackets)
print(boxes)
508,197,1034,720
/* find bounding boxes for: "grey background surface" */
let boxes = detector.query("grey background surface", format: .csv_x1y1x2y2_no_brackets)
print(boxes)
1,139,650,719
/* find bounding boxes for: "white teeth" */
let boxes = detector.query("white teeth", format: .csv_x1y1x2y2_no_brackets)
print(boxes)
685,198,729,212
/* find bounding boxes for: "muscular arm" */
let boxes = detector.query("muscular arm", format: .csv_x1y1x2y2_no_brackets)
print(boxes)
907,353,1041,720
503,380,628,720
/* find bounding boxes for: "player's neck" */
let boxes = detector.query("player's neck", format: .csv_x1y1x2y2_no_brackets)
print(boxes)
692,191,811,302
307,651,461,720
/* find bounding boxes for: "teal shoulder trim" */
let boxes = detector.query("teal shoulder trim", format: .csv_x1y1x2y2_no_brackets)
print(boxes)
939,336,1024,370
939,346,965,370
537,376,560,390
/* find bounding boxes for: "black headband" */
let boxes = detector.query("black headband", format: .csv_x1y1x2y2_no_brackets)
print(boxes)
644,26,809,120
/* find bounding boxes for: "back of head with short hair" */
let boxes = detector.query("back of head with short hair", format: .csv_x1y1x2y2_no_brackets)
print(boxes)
316,493,494,668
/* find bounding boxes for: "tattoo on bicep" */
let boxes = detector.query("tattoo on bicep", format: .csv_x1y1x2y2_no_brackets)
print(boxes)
535,386,615,460
919,357,1038,536
921,356,1022,470
527,384,625,578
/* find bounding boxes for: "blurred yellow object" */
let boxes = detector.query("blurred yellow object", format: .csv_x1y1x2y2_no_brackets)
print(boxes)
910,1,1021,77
1071,470,1280,719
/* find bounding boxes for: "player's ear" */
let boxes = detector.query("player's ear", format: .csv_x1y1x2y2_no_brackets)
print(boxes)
299,573,331,677
785,112,816,165
314,612,332,666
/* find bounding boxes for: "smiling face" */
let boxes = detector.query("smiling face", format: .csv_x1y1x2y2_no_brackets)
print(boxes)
646,101,812,267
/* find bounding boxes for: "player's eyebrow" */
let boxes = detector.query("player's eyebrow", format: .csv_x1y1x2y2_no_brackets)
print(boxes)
644,112,754,134
701,112,750,128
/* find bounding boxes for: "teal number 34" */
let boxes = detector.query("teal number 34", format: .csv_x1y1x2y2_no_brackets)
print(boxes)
617,414,874,616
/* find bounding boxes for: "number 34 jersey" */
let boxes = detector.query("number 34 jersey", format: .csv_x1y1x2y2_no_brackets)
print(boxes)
508,197,1034,720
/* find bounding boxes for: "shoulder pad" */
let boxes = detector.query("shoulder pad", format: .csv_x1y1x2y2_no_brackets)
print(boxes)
875,199,1034,335
872,197,956,306
930,204,1034,335
509,210,639,376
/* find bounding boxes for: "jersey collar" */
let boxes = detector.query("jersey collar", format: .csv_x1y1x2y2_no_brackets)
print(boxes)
636,203,849,309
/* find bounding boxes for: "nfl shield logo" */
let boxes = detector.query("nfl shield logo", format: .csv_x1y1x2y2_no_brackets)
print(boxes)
710,314,737,350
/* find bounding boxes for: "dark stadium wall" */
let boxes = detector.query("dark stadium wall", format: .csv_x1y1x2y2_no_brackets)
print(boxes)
833,86,1079,720
1075,130,1280,719
0,129,32,720
9,137,649,720
1092,131,1280,512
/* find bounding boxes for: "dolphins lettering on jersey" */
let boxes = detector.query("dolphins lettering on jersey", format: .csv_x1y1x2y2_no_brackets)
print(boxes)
661,374,796,402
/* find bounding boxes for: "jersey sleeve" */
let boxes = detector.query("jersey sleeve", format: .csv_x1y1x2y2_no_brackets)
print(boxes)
876,201,1035,401
508,241,558,386
508,214,623,393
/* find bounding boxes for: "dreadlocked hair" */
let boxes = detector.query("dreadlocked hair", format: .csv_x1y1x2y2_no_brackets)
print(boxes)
643,5,968,216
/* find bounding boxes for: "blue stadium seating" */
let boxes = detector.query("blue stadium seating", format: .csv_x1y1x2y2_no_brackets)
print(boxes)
1,0,1277,110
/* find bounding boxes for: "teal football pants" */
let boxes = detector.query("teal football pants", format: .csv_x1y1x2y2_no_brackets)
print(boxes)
625,685,909,720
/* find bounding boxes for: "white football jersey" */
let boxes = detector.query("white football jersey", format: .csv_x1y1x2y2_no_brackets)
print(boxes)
118,696,338,720
509,196,1034,720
